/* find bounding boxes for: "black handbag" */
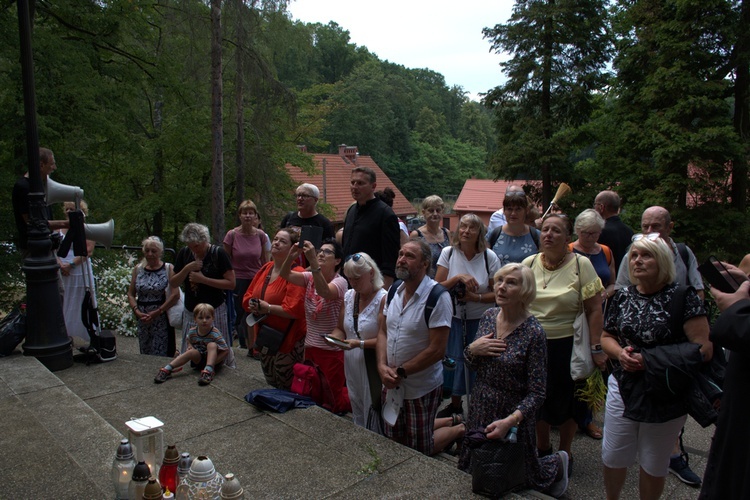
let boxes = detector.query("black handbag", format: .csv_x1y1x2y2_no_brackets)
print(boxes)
253,274,294,356
255,323,291,356
354,293,385,434
469,435,526,498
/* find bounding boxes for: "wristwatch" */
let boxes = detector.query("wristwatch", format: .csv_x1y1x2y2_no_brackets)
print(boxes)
397,366,407,379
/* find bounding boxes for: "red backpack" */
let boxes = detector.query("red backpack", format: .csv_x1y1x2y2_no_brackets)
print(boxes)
291,360,336,411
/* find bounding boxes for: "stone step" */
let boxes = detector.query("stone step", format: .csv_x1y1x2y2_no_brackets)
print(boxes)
0,354,119,498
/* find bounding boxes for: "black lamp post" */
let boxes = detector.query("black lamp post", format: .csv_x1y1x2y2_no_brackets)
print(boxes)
17,0,73,371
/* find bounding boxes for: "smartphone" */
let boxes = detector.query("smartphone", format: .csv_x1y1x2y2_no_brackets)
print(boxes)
299,225,323,250
698,256,744,294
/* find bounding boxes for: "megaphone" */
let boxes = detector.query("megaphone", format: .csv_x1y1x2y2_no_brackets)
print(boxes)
46,177,84,205
84,219,115,249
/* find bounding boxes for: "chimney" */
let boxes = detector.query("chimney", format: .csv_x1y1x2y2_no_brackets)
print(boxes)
297,144,308,153
338,144,358,163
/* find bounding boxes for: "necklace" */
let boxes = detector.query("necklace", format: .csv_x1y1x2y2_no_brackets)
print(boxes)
541,252,567,270
540,252,567,289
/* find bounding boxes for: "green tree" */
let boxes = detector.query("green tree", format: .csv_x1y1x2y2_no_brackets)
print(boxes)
602,0,740,210
483,0,612,206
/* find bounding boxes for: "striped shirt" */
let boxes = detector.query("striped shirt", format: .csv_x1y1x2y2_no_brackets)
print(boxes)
187,326,229,354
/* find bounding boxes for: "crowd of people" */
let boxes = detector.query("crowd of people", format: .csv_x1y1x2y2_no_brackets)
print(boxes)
14,150,749,499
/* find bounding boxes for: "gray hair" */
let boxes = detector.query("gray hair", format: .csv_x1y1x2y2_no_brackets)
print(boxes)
180,223,210,244
574,209,605,234
297,183,320,199
343,252,384,290
451,213,488,253
139,236,164,268
493,263,537,311
406,238,432,270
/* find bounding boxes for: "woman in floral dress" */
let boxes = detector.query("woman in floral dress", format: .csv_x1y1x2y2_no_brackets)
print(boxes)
128,236,179,356
458,263,568,498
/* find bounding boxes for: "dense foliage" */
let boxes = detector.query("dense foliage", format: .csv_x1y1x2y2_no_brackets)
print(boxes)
1,0,748,272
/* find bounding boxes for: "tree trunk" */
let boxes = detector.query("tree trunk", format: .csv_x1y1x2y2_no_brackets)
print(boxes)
234,0,246,209
541,0,554,208
210,0,224,243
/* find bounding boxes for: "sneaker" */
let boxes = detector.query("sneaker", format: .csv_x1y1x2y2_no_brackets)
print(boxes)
669,454,701,486
547,451,569,498
538,446,554,458
198,369,214,386
436,402,463,419
154,368,172,384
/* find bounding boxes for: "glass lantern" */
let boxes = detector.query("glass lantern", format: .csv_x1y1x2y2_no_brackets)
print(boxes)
177,455,224,500
111,438,136,500
159,444,180,494
128,461,151,500
126,416,165,478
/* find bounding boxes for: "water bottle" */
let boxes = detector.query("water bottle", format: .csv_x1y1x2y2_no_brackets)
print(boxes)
506,426,518,443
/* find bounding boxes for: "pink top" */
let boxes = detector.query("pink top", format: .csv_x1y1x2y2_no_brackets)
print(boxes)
303,272,347,350
223,227,268,279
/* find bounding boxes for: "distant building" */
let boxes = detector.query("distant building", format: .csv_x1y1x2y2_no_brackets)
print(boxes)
453,179,541,227
285,144,415,225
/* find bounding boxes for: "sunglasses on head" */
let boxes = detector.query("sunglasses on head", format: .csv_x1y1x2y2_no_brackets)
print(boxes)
345,253,363,263
543,213,568,220
632,232,660,242
504,191,526,198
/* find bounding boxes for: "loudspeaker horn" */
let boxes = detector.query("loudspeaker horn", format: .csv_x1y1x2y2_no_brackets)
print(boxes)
46,177,84,205
84,219,115,249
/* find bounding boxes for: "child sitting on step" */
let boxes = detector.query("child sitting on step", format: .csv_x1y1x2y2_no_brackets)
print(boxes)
154,303,229,386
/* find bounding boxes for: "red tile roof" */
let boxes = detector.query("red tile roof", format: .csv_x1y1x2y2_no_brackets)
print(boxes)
454,179,517,214
285,147,415,223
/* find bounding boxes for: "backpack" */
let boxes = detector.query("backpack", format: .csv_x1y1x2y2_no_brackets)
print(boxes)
291,360,336,412
386,280,448,325
675,243,690,270
488,226,540,250
447,247,491,277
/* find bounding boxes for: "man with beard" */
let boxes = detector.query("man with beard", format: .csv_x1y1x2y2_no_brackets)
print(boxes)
376,239,461,455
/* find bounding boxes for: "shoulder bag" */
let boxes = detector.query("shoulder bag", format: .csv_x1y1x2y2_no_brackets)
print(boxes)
353,292,385,434
570,255,595,380
165,263,185,328
253,273,294,356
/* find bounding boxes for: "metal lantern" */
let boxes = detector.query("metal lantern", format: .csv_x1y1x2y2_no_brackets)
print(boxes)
111,438,136,500
125,416,165,478
220,473,244,499
143,476,163,500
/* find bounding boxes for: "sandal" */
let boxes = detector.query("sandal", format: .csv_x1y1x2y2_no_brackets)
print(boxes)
584,422,603,440
198,369,214,386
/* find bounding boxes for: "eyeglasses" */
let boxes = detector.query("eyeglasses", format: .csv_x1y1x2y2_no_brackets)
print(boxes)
296,193,314,199
632,232,660,242
504,191,526,198
319,248,335,256
580,230,600,237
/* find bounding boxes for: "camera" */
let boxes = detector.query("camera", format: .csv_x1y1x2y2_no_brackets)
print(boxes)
450,281,467,301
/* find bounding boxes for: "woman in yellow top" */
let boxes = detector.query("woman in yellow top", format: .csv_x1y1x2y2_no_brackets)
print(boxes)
522,214,605,473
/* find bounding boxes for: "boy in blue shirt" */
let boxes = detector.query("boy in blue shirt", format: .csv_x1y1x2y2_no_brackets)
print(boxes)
154,303,229,385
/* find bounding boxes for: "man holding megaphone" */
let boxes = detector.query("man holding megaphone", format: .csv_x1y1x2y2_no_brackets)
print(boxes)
12,147,70,256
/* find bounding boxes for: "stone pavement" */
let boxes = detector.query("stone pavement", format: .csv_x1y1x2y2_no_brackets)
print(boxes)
0,334,708,499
